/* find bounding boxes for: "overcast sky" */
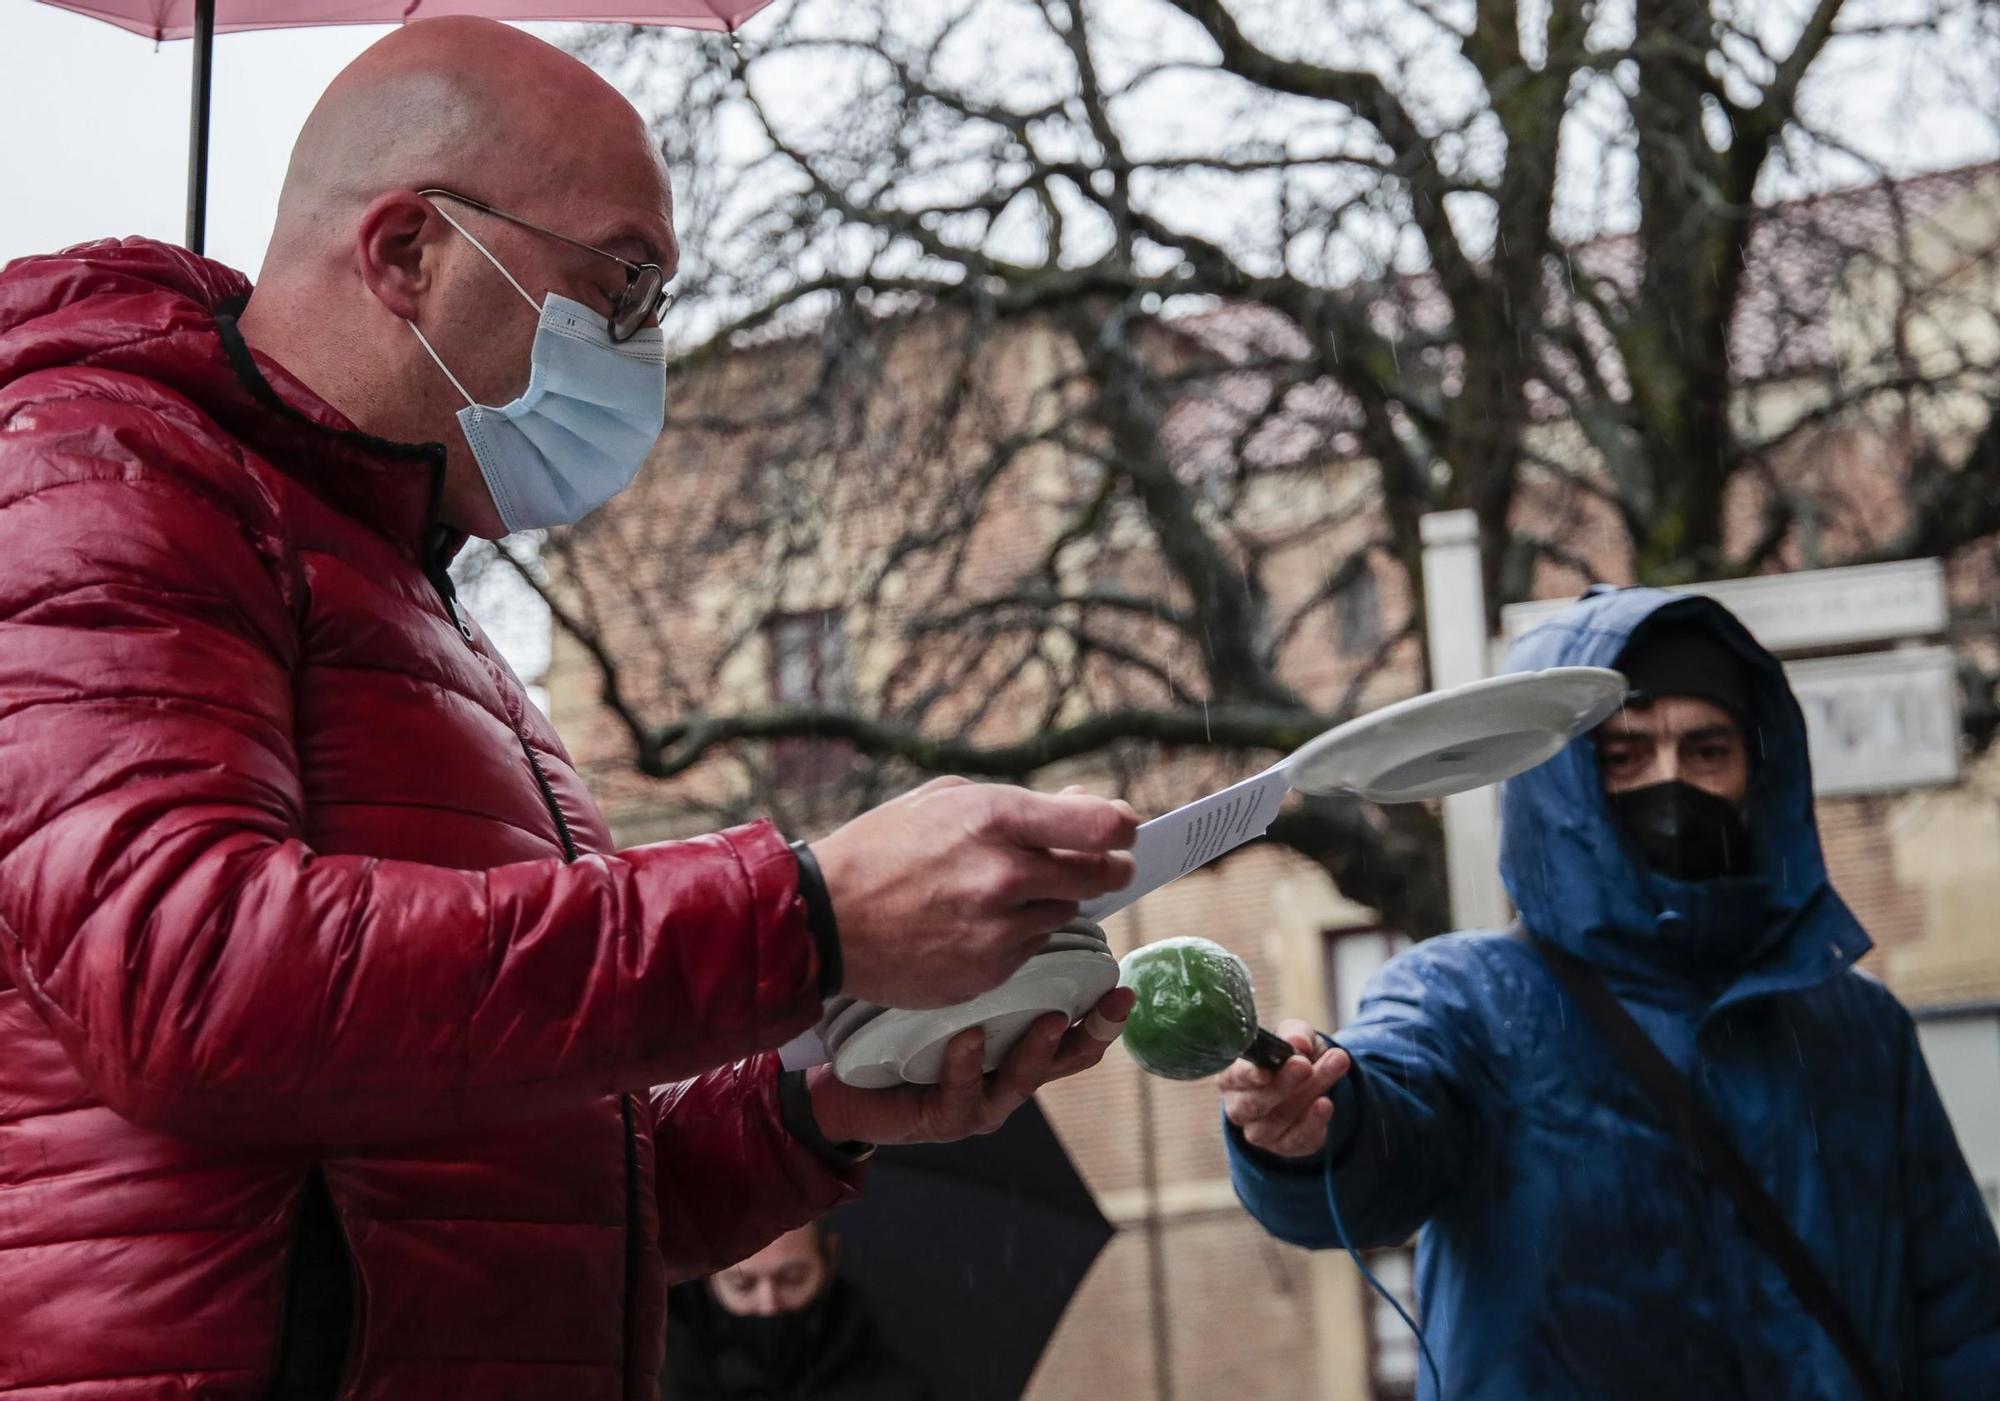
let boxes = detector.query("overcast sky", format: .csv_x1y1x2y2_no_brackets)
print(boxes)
1,0,389,269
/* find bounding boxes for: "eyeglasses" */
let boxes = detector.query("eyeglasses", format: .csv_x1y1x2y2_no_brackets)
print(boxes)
418,187,676,343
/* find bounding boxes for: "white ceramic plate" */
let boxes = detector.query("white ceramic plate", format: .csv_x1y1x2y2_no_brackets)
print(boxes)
831,950,1119,1088
1282,667,1627,802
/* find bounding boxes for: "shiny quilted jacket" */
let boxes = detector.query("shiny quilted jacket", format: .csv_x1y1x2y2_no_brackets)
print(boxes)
0,239,857,1400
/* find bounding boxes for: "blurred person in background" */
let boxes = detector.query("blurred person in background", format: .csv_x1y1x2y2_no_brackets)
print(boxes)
663,1223,932,1401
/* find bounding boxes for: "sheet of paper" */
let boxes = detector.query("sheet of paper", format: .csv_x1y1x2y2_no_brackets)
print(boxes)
1080,763,1292,922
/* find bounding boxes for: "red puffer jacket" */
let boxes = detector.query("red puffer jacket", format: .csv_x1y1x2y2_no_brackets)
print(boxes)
0,240,859,1400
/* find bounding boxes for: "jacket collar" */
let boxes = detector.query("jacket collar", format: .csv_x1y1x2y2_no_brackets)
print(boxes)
1707,886,1872,1017
210,304,450,567
0,238,452,567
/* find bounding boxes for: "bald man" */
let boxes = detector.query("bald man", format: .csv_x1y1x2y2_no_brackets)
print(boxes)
0,20,1138,1399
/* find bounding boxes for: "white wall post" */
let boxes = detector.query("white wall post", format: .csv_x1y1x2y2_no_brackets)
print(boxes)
1419,510,1512,930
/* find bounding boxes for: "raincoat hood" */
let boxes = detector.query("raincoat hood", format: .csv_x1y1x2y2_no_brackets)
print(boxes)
0,238,443,561
1497,586,1871,1001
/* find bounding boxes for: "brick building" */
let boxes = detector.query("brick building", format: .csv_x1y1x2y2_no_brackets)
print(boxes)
537,163,2000,1400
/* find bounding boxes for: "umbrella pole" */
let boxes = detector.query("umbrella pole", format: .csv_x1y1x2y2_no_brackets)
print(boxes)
185,0,216,254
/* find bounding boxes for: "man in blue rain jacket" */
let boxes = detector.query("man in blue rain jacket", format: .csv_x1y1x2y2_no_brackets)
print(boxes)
1223,586,2000,1398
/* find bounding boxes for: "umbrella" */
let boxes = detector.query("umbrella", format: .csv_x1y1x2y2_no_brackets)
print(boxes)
826,1100,1114,1401
32,0,774,254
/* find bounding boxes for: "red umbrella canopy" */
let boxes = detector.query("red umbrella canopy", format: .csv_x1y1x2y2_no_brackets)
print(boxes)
37,0,771,41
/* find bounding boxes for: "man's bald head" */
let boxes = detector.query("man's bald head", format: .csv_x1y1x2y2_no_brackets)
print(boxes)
271,19,667,255
241,18,677,539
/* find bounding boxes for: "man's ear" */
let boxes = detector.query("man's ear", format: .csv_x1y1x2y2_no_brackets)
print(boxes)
356,190,445,323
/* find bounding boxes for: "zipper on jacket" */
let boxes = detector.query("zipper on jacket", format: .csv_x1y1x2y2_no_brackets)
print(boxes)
419,513,578,866
619,1093,643,1386
413,444,475,644
518,733,581,864
424,547,478,643
426,558,578,864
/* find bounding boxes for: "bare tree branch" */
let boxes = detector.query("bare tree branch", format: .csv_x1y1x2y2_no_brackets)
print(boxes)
545,0,2000,938
646,702,1329,779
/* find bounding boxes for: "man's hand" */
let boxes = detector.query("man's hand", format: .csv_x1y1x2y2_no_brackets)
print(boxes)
1219,1019,1351,1159
804,988,1135,1146
809,778,1139,1009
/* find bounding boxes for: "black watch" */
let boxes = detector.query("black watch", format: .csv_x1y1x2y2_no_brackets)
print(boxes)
787,839,843,997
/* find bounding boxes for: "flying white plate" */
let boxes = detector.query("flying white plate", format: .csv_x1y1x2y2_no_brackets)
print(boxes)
831,949,1119,1089
1282,667,1627,802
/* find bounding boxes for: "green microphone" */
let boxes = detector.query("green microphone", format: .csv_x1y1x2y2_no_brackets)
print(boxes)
1116,937,1305,1080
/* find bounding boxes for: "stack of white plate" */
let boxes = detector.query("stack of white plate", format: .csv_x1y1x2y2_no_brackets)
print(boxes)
820,919,1119,1088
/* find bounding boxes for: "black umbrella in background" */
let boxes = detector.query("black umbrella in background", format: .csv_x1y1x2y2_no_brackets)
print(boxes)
826,1100,1113,1401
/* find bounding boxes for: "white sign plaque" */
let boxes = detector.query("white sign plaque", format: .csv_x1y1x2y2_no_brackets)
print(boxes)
1501,559,1948,655
1788,647,1962,797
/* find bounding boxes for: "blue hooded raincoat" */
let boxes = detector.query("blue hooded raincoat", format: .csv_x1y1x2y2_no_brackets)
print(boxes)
1227,587,2000,1398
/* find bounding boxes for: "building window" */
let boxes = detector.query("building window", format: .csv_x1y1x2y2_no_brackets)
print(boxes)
1336,565,1383,657
768,610,847,707
1365,1245,1420,1400
1323,924,1412,1031
765,610,850,789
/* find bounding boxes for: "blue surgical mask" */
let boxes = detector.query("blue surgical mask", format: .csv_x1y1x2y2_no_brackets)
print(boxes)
408,209,668,533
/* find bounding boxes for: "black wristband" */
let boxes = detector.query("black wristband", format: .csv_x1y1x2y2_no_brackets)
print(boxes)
787,839,843,997
778,1069,873,1167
